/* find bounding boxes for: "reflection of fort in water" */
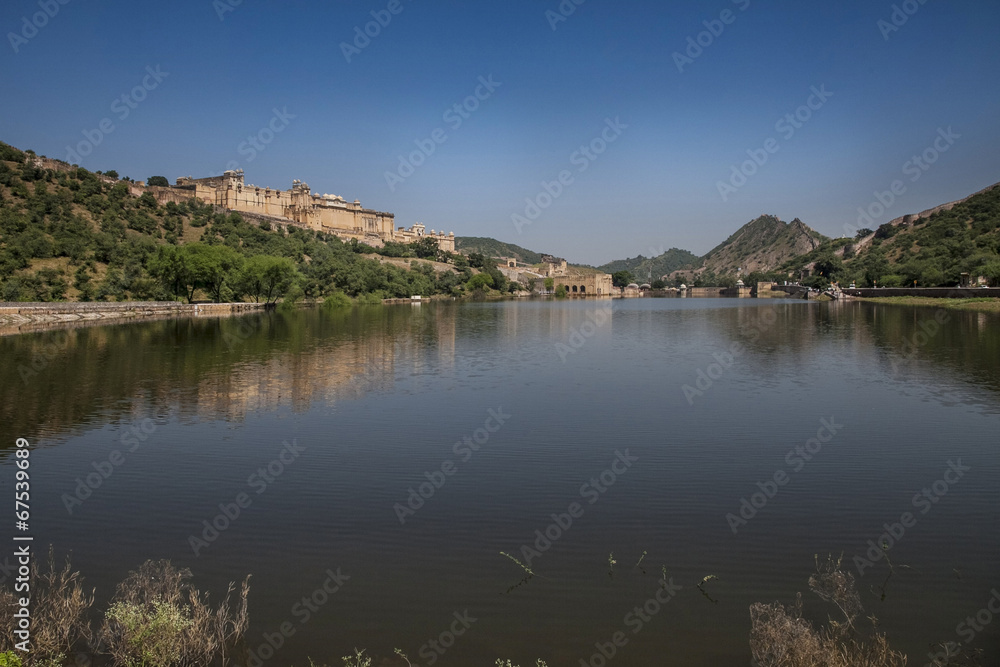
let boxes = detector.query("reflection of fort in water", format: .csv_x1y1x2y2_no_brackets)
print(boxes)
190,308,458,420
0,307,458,440
4,302,999,445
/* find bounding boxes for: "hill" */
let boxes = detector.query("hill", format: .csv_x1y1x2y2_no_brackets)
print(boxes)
598,216,827,286
701,215,827,275
779,182,1000,288
0,141,523,303
598,247,700,281
454,236,544,264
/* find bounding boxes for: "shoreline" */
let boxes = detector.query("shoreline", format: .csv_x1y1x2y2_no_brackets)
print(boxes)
0,301,267,336
4,293,998,337
855,295,1000,312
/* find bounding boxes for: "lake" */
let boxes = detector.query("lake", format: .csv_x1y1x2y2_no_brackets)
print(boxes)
2,298,998,666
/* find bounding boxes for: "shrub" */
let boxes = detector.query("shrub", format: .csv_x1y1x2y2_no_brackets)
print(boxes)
466,272,494,291
323,292,353,309
749,555,906,667
99,560,249,667
879,274,904,288
0,651,23,667
105,599,191,667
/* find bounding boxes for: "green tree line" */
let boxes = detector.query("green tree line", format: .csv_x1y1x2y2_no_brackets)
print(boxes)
0,144,523,303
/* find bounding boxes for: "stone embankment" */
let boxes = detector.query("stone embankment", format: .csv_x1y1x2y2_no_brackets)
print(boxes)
0,302,266,335
842,287,1000,298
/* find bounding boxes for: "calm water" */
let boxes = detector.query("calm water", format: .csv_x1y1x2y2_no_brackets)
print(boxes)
2,298,999,666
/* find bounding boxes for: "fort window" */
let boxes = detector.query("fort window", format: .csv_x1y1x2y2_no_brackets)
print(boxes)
572,285,578,293
580,285,586,293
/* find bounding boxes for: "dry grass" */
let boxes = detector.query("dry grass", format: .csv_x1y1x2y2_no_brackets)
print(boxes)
0,548,94,665
750,555,906,667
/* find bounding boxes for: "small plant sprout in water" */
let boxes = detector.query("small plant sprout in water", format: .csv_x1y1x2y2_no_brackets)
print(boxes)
607,552,617,578
341,648,372,667
661,564,669,587
394,648,412,666
697,574,720,604
500,551,537,577
871,544,899,602
634,550,647,573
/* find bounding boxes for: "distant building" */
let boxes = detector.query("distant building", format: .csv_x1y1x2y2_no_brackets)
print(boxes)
530,273,614,296
539,255,568,277
151,170,454,252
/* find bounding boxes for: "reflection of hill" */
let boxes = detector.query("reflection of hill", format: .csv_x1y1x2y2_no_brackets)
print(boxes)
712,301,1000,400
0,306,457,447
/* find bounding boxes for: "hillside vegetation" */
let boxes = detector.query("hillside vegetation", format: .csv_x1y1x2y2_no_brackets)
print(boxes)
779,183,1000,288
0,142,522,303
454,236,545,264
598,247,700,281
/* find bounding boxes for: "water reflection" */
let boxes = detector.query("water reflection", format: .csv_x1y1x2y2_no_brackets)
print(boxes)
1,299,999,666
3,300,1000,450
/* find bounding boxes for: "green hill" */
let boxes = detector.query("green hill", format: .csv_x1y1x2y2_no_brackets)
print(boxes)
598,248,700,281
779,182,1000,287
0,141,518,303
454,237,544,264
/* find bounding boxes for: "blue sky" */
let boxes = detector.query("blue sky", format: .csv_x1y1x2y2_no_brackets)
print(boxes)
2,0,998,265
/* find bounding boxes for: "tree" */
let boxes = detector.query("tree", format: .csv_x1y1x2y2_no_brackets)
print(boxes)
862,248,889,287
236,255,299,304
874,223,898,240
812,252,843,281
467,252,488,269
855,228,873,239
187,244,244,302
413,236,439,259
148,245,194,301
484,265,508,292
105,170,119,180
466,272,494,291
802,274,829,290
717,274,737,289
544,277,554,292
651,279,666,289
980,260,1000,287
611,270,633,288
147,176,170,187
149,243,243,302
138,192,158,209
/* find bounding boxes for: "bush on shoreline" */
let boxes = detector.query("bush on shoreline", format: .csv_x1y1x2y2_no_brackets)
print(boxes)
0,551,249,667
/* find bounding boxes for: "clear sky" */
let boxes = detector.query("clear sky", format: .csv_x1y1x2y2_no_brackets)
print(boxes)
2,0,998,265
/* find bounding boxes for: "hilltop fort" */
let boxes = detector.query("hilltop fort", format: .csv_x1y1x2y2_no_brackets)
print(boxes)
143,168,455,252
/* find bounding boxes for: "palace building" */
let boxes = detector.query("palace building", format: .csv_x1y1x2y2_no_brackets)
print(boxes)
157,169,455,252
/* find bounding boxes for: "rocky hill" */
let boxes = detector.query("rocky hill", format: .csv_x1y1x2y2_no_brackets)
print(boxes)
701,215,827,275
